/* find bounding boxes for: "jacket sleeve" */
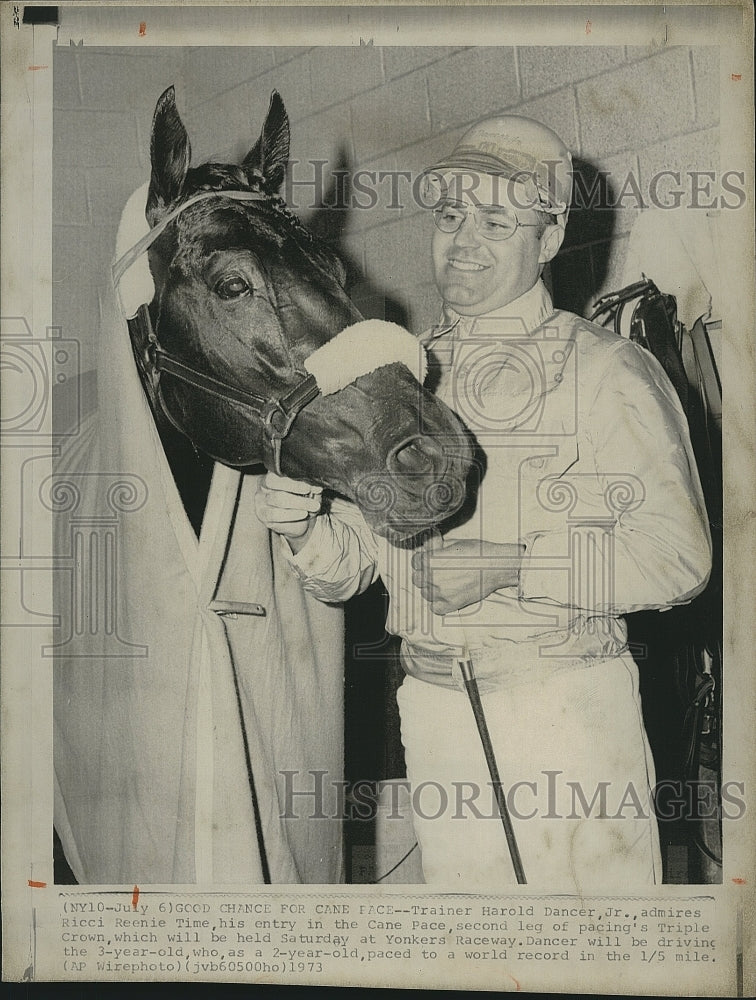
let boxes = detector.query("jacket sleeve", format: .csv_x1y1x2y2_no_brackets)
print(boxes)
518,338,712,615
281,497,380,603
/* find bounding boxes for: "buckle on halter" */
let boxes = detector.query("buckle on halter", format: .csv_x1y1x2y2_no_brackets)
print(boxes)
259,375,319,475
261,399,295,440
260,400,295,476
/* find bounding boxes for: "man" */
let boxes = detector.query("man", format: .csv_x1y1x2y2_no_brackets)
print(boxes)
255,116,712,891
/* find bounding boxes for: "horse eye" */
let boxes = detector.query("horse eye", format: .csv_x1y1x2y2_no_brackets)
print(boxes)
214,274,251,300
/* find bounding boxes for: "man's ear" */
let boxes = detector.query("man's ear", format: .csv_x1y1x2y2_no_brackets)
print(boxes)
538,222,565,266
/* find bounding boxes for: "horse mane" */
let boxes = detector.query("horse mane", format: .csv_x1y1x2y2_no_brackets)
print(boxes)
171,162,345,286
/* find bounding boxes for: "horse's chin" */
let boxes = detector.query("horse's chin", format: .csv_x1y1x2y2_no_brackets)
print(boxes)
359,510,444,547
350,466,471,545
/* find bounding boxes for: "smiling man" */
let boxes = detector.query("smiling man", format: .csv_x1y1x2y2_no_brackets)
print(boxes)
256,116,712,890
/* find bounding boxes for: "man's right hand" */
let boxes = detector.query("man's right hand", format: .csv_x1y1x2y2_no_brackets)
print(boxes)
254,473,323,553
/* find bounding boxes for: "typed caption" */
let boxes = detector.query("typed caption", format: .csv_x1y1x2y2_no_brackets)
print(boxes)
25,888,731,990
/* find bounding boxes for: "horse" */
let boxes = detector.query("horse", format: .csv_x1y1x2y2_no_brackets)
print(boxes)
116,85,474,539
52,86,475,886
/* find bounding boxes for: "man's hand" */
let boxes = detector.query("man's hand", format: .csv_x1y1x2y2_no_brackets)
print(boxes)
411,535,525,616
254,473,323,553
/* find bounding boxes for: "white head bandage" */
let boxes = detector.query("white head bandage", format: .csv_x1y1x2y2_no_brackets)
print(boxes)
112,189,428,392
114,183,154,319
113,185,269,319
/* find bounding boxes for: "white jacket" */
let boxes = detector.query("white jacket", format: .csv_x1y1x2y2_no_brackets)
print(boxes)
284,281,712,693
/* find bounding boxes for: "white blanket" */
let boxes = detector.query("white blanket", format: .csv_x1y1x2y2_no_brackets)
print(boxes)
53,219,345,885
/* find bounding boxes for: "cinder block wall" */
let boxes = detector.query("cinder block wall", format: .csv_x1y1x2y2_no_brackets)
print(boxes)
53,46,184,372
53,44,719,371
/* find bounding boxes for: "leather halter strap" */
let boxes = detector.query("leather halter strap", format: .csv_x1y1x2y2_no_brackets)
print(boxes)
153,339,320,474
112,188,268,286
115,188,323,475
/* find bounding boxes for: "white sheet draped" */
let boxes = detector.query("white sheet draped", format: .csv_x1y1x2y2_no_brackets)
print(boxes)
52,237,345,885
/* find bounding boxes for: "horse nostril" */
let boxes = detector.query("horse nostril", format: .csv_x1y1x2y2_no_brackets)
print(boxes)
387,435,444,476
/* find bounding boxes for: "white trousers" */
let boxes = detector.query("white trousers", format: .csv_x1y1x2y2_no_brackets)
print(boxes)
397,654,662,892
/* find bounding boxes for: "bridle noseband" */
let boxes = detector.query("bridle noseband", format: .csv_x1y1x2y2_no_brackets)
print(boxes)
112,188,321,474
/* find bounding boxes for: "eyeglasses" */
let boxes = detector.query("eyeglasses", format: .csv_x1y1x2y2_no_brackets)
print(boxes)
431,201,544,242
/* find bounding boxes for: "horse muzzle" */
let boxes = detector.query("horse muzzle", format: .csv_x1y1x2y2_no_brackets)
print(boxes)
353,430,473,541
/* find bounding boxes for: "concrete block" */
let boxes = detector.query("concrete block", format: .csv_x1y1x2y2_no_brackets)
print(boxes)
343,151,402,234
338,231,366,277
54,110,141,167
53,48,81,107
86,167,149,228
348,285,412,327
591,233,630,305
638,126,721,210
308,46,384,112
405,282,443,336
691,47,720,128
54,168,89,227
576,48,696,157
520,45,625,99
181,84,277,166
77,49,183,111
288,104,354,213
624,47,649,65
394,126,466,190
252,58,315,124
363,214,435,291
383,46,465,80
53,225,115,289
52,281,100,369
272,47,312,67
396,128,466,176
352,73,431,164
427,47,519,131
182,47,275,108
565,149,642,253
513,88,580,158
182,67,311,166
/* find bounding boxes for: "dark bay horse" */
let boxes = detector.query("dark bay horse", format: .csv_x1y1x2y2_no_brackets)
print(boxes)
53,87,475,886
116,86,473,540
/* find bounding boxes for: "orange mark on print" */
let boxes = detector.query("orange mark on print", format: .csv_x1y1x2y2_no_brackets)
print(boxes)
732,877,746,884
731,74,741,81
585,20,592,35
28,66,48,71
132,885,140,909
508,973,521,991
138,22,147,37
28,880,46,888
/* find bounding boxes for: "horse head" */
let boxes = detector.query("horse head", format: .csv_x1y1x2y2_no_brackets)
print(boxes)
118,86,474,542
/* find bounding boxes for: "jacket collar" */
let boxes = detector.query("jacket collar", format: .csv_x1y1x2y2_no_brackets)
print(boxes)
424,279,555,344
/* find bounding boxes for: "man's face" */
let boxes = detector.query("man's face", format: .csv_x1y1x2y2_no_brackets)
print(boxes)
431,171,562,316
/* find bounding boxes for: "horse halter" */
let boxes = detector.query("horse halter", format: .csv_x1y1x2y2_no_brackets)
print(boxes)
112,188,321,474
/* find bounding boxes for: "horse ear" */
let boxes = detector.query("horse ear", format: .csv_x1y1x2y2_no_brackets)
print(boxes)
243,91,290,193
147,86,191,226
